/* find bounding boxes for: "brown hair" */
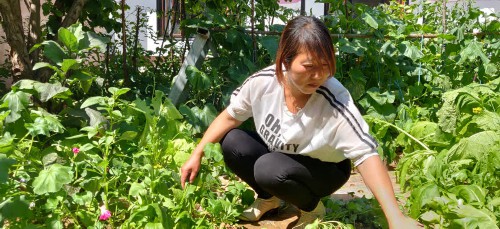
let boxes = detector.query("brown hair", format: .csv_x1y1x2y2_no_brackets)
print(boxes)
275,16,336,83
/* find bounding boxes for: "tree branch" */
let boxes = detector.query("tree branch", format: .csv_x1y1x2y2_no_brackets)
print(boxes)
28,0,41,64
60,0,88,28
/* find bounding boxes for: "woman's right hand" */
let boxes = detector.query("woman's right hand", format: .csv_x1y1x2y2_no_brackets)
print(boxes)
179,109,242,189
180,155,202,189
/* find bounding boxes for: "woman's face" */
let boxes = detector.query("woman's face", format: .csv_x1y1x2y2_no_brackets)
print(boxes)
285,51,331,95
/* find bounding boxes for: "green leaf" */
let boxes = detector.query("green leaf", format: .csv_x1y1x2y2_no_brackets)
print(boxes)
484,63,498,76
186,65,211,91
450,205,497,229
129,182,147,197
79,143,95,152
446,131,500,162
409,121,449,147
459,110,500,135
449,185,486,204
0,132,15,154
67,23,85,43
58,27,78,52
455,92,481,113
366,88,395,105
486,20,500,31
361,12,378,29
108,87,130,98
173,151,191,167
46,217,64,229
409,182,439,218
11,79,36,90
164,103,183,122
437,34,456,41
79,31,110,52
399,41,423,62
437,88,463,133
171,139,195,165
33,62,58,71
380,40,397,57
458,40,490,64
145,223,164,229
0,110,9,131
203,143,223,162
32,164,73,195
0,196,32,220
151,90,165,114
33,82,70,102
397,150,434,190
2,90,30,123
359,98,397,122
84,108,108,127
344,68,366,100
42,153,59,167
420,210,441,224
181,104,217,133
61,59,79,72
71,70,93,81
29,43,43,53
41,40,68,65
25,108,65,136
198,104,217,129
338,38,364,56
0,154,16,183
259,36,279,61
81,96,107,108
120,131,138,141
72,191,93,206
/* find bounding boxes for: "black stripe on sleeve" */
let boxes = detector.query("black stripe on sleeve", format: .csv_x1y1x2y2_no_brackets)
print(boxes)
317,87,378,149
232,68,276,96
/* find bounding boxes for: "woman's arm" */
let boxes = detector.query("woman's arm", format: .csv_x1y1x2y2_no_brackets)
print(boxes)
357,155,423,228
180,109,243,188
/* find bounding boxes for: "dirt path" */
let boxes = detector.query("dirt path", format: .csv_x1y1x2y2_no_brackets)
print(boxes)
238,171,402,229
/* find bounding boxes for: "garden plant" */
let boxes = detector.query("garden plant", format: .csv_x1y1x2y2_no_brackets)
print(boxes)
0,0,499,228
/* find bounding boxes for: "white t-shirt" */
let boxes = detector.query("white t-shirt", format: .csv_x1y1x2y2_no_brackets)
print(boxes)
226,65,379,166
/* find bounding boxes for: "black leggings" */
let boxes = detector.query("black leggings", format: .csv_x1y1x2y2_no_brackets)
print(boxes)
221,128,351,211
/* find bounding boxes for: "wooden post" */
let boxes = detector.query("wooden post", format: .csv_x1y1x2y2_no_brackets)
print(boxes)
441,0,447,34
121,0,129,86
251,0,256,63
301,0,305,16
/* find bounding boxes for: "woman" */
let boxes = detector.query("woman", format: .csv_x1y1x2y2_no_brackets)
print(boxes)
180,16,422,228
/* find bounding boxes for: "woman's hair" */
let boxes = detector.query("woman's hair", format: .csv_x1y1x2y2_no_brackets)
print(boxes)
275,16,336,83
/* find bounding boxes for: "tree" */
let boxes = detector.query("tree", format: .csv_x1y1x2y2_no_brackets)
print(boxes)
0,0,119,83
0,0,35,81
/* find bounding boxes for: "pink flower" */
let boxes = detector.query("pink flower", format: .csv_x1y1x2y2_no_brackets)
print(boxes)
99,205,112,221
72,147,80,155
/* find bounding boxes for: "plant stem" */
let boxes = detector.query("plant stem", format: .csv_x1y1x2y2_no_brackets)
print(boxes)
62,202,81,227
13,135,34,178
371,118,431,151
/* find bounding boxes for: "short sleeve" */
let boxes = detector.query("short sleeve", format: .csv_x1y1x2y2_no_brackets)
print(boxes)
226,80,253,122
325,87,380,166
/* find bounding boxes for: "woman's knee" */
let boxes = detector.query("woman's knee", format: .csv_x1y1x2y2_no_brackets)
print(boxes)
254,153,290,186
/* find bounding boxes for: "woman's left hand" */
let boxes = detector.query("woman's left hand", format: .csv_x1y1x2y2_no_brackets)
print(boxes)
389,215,424,229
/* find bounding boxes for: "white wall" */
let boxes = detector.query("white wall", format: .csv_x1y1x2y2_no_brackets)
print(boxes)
277,0,326,18
118,0,170,55
411,0,500,12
